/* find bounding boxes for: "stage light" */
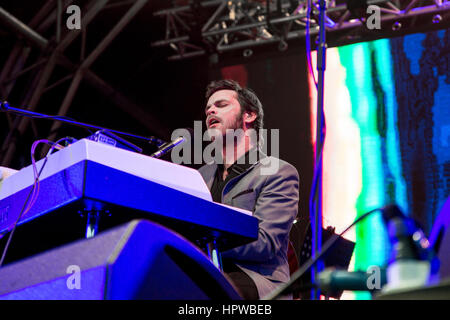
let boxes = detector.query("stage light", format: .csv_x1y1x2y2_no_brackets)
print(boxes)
432,14,443,24
392,21,402,31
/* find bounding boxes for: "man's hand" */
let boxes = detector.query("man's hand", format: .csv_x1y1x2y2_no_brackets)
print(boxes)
0,166,18,181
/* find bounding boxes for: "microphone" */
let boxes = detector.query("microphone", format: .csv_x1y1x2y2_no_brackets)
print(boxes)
315,205,434,296
317,268,387,294
380,204,434,292
381,204,429,262
150,136,186,158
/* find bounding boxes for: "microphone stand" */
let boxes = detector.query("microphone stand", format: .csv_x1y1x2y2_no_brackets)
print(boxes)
0,101,165,146
0,100,168,244
311,0,327,300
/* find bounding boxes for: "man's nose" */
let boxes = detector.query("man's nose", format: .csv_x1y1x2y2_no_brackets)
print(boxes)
206,106,217,116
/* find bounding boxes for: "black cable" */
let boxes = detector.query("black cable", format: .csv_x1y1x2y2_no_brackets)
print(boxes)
308,144,323,234
262,206,382,300
0,137,76,268
307,139,324,297
306,0,318,89
0,159,47,268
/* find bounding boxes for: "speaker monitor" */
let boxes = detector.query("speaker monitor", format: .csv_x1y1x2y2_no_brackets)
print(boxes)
0,219,241,300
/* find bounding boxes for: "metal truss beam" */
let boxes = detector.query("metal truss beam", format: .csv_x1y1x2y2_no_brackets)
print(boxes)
47,0,150,143
0,7,48,50
0,0,169,166
0,0,111,165
151,0,450,61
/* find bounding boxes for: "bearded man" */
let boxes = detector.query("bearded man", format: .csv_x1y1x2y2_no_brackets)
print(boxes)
198,79,299,299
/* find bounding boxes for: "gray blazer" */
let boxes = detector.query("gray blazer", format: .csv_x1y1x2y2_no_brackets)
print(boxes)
198,150,299,299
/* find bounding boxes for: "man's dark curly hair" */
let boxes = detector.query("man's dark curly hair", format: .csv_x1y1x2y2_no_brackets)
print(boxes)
205,79,264,132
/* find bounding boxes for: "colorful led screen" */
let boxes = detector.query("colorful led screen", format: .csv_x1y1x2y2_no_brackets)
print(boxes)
308,29,450,299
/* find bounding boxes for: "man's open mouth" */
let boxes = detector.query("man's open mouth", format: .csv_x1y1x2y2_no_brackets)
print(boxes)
208,118,220,127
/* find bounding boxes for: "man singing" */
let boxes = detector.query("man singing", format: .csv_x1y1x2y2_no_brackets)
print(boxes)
198,79,299,299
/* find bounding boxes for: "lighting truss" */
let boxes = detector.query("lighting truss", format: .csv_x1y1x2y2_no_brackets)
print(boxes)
151,0,450,61
0,0,171,166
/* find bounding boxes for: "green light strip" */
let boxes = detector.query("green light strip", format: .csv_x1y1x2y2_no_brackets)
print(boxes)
338,41,390,299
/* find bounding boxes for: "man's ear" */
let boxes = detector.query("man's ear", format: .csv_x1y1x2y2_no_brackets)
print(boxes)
244,111,257,125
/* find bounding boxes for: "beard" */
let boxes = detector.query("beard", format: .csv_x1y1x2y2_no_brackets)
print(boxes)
205,111,252,164
227,111,244,131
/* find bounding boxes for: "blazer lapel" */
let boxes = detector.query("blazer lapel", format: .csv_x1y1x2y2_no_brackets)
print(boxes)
222,148,267,196
201,149,268,203
202,163,218,190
